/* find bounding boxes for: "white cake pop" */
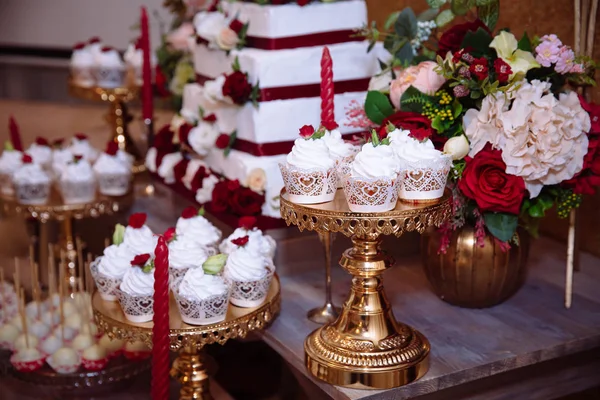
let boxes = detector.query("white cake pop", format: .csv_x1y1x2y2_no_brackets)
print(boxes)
40,334,64,355
14,347,44,362
25,301,45,320
71,333,94,351
65,313,83,332
29,320,50,339
0,324,19,348
81,322,99,337
51,326,76,341
62,300,78,316
13,333,38,351
8,315,23,332
82,344,107,361
41,309,61,327
98,334,124,356
47,347,81,374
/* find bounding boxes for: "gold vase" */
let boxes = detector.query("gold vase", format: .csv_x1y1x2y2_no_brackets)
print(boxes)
421,226,530,308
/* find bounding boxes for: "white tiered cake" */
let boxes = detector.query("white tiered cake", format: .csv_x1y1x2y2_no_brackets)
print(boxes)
147,0,386,225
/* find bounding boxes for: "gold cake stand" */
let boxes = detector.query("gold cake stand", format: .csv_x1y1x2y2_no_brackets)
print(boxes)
92,276,281,400
68,81,145,173
280,188,451,389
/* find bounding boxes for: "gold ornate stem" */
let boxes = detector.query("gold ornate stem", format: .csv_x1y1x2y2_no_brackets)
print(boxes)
170,346,213,400
60,216,77,292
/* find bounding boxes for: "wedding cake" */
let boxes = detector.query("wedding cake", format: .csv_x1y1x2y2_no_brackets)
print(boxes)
147,0,386,224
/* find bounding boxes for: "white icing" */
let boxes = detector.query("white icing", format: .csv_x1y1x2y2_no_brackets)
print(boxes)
29,320,50,339
324,129,355,160
71,48,95,68
193,11,228,46
124,43,143,68
168,234,210,269
219,228,276,259
286,137,334,169
98,244,137,279
189,122,220,156
0,150,23,174
120,265,155,296
40,334,63,355
27,143,52,166
175,215,221,247
95,49,124,68
195,175,220,204
117,150,135,166
181,84,204,123
182,159,209,190
70,138,99,162
393,137,442,163
86,42,104,59
60,159,95,183
123,225,157,255
71,333,94,351
145,147,158,173
93,153,129,175
224,246,269,281
83,344,107,360
351,143,397,179
52,148,73,176
14,348,43,362
387,129,413,145
13,163,50,185
178,268,228,300
157,152,183,184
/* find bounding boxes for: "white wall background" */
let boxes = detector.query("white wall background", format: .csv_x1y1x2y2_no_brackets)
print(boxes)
0,0,173,52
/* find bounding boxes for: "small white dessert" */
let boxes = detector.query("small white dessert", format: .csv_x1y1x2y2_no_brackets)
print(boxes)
97,243,137,280
25,301,44,320
29,320,50,339
0,324,19,348
52,139,73,177
124,340,151,355
59,156,96,204
81,322,99,337
120,264,155,297
70,42,95,87
93,142,131,196
350,142,398,180
8,315,23,332
176,267,230,325
82,344,107,361
99,334,124,356
118,257,155,323
286,129,335,170
175,207,221,249
51,326,77,341
40,334,64,355
0,146,23,196
124,41,143,86
70,134,99,163
179,268,228,301
27,137,53,168
323,122,356,161
71,333,94,351
65,313,83,332
123,213,157,255
168,234,210,271
219,217,276,259
62,300,79,316
48,347,81,374
224,246,269,282
86,37,104,59
15,347,43,362
94,46,125,89
13,333,39,351
13,156,51,205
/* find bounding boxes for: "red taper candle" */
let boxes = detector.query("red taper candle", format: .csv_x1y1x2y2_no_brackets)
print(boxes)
152,236,170,400
140,7,154,121
8,116,23,152
320,46,334,124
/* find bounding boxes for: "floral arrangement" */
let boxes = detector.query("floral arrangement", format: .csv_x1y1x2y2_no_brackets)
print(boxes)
358,3,598,251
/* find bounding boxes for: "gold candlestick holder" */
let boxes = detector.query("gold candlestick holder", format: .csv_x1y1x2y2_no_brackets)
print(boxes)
280,188,451,389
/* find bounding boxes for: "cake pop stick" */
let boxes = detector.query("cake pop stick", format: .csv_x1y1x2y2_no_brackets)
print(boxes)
58,275,65,341
76,237,85,284
0,268,5,306
48,255,55,302
18,286,29,348
86,253,94,292
14,257,20,294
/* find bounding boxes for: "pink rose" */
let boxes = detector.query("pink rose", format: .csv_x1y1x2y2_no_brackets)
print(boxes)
215,27,239,51
389,61,446,109
166,22,195,51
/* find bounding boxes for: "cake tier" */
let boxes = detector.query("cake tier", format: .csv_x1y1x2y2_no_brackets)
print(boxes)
192,41,384,88
182,82,366,148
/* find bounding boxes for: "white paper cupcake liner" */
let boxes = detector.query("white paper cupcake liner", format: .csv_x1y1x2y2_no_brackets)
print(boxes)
96,171,131,196
116,289,154,323
173,281,231,326
93,66,126,89
279,163,337,204
229,266,274,308
59,179,96,204
169,266,191,289
71,67,95,88
14,181,51,205
398,156,452,202
90,258,121,302
0,172,15,197
343,175,400,213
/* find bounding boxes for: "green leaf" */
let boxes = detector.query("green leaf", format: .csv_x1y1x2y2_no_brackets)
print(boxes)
431,115,444,132
203,254,228,274
378,58,389,72
475,0,494,4
418,8,439,22
364,91,395,125
232,56,241,72
399,85,435,113
427,0,447,7
477,0,500,31
517,31,532,52
453,99,463,118
367,41,376,52
250,80,260,108
198,206,206,216
4,141,13,151
384,11,400,31
435,9,455,27
112,224,125,245
396,41,415,64
483,212,518,242
224,131,237,157
461,27,493,56
451,0,474,16
394,8,418,39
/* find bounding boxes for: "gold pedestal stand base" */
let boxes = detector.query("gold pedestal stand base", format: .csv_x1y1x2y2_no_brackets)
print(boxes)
171,348,215,400
280,189,451,389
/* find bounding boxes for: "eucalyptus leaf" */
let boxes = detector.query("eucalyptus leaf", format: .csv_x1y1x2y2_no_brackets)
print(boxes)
477,0,500,31
364,91,395,125
418,8,440,22
396,42,415,64
394,8,418,39
483,212,518,242
384,11,401,31
427,0,447,7
435,9,455,27
517,31,533,52
451,0,474,16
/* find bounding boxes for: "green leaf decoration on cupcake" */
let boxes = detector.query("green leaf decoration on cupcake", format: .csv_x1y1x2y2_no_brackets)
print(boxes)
112,223,125,245
203,254,228,275
370,130,391,147
4,141,14,151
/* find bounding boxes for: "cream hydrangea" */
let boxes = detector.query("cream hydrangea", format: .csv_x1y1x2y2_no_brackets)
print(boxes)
464,80,590,198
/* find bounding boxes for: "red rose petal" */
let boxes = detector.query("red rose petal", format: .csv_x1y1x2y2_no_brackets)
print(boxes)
181,206,198,219
128,213,147,229
231,235,249,246
130,253,151,267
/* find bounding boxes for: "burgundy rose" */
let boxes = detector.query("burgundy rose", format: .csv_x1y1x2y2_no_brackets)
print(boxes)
128,213,147,229
35,137,49,146
458,145,526,215
154,124,176,152
231,235,249,246
178,123,193,146
190,166,209,192
380,111,435,143
229,19,244,34
222,71,252,105
163,227,176,243
299,125,315,138
238,216,257,230
203,114,217,123
154,65,171,98
22,154,33,164
229,186,264,216
215,134,230,149
173,158,189,183
437,20,492,57
297,0,310,6
211,180,232,213
181,206,198,219
105,141,119,156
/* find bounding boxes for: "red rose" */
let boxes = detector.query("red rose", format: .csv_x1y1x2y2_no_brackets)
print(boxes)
73,42,86,50
191,166,209,192
458,145,526,215
222,71,252,105
437,20,492,57
181,206,198,219
22,153,33,164
231,235,249,246
207,0,218,11
74,133,88,141
154,65,171,98
35,137,49,146
297,0,310,6
52,138,65,148
128,213,147,228
173,158,189,183
470,57,489,80
299,125,315,138
229,19,244,34
88,36,101,44
178,123,193,146
101,46,113,53
105,141,119,156
228,179,241,191
73,155,83,162
238,216,257,230
203,114,217,123
211,180,232,213
380,111,435,143
163,227,176,242
322,120,338,131
131,253,151,267
493,58,512,83
229,186,264,216
215,134,230,149
154,124,176,152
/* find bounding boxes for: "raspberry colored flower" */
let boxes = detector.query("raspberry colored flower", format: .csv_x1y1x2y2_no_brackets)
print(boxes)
128,213,147,229
181,206,198,219
35,137,49,146
215,134,230,149
131,253,151,267
105,141,119,156
322,120,339,131
22,154,33,164
222,71,252,105
469,57,489,80
299,125,315,138
229,19,244,34
493,58,512,83
163,227,176,242
231,235,249,246
453,85,470,98
238,216,257,230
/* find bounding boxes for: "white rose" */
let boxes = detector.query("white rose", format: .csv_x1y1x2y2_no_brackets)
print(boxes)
368,70,393,93
157,152,183,184
443,135,470,160
194,12,227,45
215,27,239,51
200,76,230,111
145,147,157,173
189,122,220,157
195,174,220,203
246,168,267,193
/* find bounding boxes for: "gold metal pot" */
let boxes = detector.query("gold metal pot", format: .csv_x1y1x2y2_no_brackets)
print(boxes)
421,226,530,308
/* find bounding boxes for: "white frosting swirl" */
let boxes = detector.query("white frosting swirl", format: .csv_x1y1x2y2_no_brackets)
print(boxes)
168,235,210,269
224,247,269,282
286,137,334,169
71,48,95,67
120,265,154,296
27,143,52,166
60,159,95,182
0,150,23,174
387,129,412,145
13,164,50,185
393,137,441,163
157,152,183,184
124,44,143,68
123,225,157,255
175,216,221,247
219,228,276,259
178,269,228,301
98,244,137,279
324,129,355,160
52,148,73,176
70,138,99,162
94,49,124,68
350,143,398,179
93,153,129,175
117,150,134,167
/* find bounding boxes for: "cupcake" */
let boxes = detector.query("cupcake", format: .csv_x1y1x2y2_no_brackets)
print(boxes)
94,141,132,196
27,137,53,169
391,130,451,203
166,228,210,286
70,42,95,87
175,207,221,253
51,138,72,178
174,266,230,325
70,133,99,163
92,232,136,301
279,125,337,204
0,142,23,197
124,40,143,86
59,155,96,204
117,253,155,323
47,347,81,374
10,347,45,372
123,213,158,255
219,216,276,260
343,132,400,213
322,121,359,186
86,37,104,59
224,240,274,308
13,154,51,205
82,344,109,371
93,46,125,89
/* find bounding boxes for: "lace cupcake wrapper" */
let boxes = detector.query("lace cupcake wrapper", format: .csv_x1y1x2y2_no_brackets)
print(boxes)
60,179,97,204
173,282,231,326
343,175,400,213
279,163,337,204
229,267,274,308
14,181,51,205
116,289,154,323
96,171,132,196
90,258,121,302
398,156,452,202
93,66,126,89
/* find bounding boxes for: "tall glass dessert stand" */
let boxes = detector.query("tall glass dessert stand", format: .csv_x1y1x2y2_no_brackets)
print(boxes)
280,188,451,389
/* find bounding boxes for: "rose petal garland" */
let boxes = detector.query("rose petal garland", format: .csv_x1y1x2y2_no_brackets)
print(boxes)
152,236,170,400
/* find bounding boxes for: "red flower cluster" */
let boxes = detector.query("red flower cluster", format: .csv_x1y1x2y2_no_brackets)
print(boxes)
105,141,119,156
212,179,264,216
222,71,253,105
191,166,209,192
459,145,526,215
215,134,231,149
178,123,193,146
74,133,88,141
128,212,147,229
52,138,65,148
494,59,512,83
173,158,189,183
469,57,489,80
380,111,435,143
437,20,491,57
131,253,151,267
229,19,244,34
203,114,217,123
21,154,33,164
154,65,171,98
